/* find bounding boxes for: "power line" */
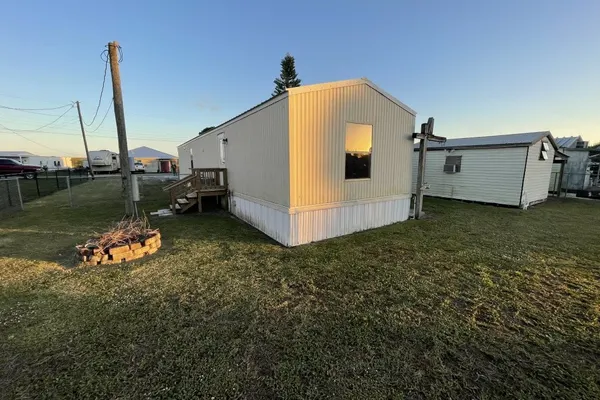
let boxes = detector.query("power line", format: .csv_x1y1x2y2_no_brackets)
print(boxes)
0,123,79,155
0,103,73,111
0,128,183,142
88,98,113,132
32,105,75,131
84,50,110,126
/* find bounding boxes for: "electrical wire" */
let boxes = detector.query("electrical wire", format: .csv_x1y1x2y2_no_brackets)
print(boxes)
84,50,109,126
0,128,183,143
88,98,113,132
0,123,78,155
0,103,73,111
32,105,75,131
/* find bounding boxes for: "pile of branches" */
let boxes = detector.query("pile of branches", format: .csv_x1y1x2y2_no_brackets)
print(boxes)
83,216,159,255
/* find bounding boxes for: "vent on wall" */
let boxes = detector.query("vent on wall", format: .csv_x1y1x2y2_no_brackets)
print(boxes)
540,142,549,160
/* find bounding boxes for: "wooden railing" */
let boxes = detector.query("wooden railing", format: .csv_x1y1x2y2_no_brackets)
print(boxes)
192,168,228,191
163,168,228,214
163,174,196,214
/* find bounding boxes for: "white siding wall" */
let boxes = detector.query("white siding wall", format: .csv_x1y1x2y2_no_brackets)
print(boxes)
521,140,554,205
412,147,527,206
288,83,415,207
178,97,290,206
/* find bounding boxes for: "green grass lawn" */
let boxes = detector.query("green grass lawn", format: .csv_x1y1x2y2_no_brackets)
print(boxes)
1,180,599,399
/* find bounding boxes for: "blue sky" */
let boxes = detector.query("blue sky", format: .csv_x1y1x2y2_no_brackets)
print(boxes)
1,0,599,156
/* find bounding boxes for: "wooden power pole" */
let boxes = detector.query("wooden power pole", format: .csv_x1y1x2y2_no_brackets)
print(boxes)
75,101,95,180
107,41,134,215
413,117,446,219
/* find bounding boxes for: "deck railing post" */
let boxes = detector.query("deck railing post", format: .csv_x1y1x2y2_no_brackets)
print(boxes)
170,189,177,215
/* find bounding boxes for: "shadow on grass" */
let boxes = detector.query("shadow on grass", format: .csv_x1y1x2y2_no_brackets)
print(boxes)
1,271,599,399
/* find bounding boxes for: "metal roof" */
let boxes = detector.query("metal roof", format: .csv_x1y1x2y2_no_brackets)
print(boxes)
555,136,583,148
128,146,176,159
414,131,556,151
0,151,36,157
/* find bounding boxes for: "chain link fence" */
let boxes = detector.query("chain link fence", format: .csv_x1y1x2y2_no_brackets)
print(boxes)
0,169,92,212
0,172,177,214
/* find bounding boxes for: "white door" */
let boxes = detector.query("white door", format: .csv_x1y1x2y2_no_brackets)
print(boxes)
217,133,226,165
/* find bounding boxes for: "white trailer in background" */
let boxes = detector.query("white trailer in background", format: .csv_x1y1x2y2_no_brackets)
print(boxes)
84,150,120,173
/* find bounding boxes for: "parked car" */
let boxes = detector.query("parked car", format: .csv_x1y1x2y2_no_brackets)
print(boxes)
133,162,146,174
0,158,43,179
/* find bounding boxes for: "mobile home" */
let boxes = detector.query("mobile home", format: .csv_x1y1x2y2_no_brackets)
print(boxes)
412,132,562,208
178,78,416,246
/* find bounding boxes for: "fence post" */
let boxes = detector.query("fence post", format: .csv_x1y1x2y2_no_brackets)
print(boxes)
15,178,24,210
35,173,41,197
66,177,73,207
5,180,12,207
55,170,59,189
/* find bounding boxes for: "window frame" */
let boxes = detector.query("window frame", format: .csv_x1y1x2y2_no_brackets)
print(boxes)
344,122,373,181
443,155,462,173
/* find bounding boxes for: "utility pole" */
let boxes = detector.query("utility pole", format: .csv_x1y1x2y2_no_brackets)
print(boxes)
413,117,446,219
107,41,134,216
75,101,95,180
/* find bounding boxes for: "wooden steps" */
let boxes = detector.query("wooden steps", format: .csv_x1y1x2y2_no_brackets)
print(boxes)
163,168,228,215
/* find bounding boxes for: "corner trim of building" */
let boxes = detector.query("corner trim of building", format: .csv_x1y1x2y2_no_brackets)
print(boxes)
519,146,530,207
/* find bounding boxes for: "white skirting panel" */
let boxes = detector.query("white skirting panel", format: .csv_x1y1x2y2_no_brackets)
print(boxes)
231,195,290,245
231,194,411,247
289,196,411,246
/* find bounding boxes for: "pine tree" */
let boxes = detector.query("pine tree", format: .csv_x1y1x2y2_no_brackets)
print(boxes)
272,53,301,96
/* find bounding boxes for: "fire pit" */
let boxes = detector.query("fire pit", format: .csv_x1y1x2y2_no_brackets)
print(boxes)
76,218,161,265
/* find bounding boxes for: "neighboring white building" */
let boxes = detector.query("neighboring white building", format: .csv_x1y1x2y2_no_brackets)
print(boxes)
412,132,561,208
178,78,416,246
129,146,177,173
0,151,74,169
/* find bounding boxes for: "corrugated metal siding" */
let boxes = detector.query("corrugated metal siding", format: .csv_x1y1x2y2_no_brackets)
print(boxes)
522,140,554,205
289,197,410,246
178,131,220,177
412,147,527,206
178,98,290,206
225,98,290,206
289,83,415,207
231,195,290,245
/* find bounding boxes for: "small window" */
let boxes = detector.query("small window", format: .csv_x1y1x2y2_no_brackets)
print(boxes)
444,155,462,173
540,142,549,160
345,123,372,180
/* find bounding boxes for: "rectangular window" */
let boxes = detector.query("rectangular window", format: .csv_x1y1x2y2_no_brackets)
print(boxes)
345,123,372,180
444,155,462,173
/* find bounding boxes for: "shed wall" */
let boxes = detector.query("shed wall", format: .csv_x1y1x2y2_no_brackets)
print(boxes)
521,140,554,205
288,84,415,208
178,97,290,206
411,147,527,206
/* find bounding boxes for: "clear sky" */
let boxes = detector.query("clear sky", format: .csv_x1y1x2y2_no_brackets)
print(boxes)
1,0,599,157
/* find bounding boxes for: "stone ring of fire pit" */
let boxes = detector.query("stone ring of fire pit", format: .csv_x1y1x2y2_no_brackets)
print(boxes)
77,232,161,266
